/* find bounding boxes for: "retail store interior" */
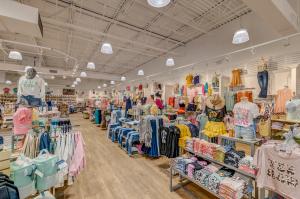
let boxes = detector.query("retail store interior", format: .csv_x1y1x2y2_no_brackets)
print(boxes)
1,0,300,199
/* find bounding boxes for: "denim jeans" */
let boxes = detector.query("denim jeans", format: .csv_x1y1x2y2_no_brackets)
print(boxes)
20,95,42,107
257,70,268,98
235,125,256,140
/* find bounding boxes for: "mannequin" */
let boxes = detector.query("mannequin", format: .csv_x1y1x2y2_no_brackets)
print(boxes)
17,66,45,107
233,96,259,140
257,57,269,98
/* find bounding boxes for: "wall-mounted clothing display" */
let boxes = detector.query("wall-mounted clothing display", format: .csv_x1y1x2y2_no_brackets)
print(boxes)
230,69,242,87
274,87,293,113
257,70,269,98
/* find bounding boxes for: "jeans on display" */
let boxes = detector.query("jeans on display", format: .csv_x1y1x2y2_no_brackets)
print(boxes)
20,95,42,107
257,70,268,98
235,125,256,140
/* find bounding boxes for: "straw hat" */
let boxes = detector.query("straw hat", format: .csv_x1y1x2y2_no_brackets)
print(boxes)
206,94,225,110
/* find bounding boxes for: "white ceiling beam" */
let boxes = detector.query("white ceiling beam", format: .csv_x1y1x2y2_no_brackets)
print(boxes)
133,0,207,34
0,62,121,81
242,0,300,35
42,17,179,55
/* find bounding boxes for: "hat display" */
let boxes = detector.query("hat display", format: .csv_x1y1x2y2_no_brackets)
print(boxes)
206,94,225,110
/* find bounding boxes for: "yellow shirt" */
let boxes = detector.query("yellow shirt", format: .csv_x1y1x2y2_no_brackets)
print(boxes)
176,124,192,148
186,74,193,86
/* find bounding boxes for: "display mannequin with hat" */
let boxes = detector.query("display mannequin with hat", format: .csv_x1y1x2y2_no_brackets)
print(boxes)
203,94,227,138
17,66,45,107
205,94,226,122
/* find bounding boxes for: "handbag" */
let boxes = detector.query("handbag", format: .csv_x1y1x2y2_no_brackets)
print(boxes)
10,155,36,198
34,150,58,191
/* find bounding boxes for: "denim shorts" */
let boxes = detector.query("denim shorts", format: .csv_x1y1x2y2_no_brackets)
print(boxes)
20,95,42,107
234,125,256,140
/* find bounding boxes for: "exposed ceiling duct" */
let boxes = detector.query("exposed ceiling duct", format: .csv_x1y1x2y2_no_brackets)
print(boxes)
0,0,43,38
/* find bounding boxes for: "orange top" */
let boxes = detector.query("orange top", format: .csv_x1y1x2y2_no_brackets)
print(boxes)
274,88,293,113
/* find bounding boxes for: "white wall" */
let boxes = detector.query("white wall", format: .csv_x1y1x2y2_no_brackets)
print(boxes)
118,11,300,98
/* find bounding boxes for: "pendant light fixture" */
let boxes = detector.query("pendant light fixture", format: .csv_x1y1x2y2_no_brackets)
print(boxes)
71,84,75,88
166,57,175,66
44,82,48,86
138,69,144,76
8,51,22,60
5,80,12,85
232,28,249,44
147,0,170,8
76,77,81,82
73,81,78,85
121,76,126,81
80,71,87,77
87,62,95,69
97,86,101,89
110,80,115,85
101,43,113,54
103,83,107,87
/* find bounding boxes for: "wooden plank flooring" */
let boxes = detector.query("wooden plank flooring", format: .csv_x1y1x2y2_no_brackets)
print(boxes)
58,113,216,199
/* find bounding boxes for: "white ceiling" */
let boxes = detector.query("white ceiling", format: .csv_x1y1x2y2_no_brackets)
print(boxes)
0,0,251,83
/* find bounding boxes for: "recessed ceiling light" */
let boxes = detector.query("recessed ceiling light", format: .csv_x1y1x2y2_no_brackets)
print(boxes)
51,76,55,79
100,43,113,54
76,77,81,82
97,86,101,89
166,58,175,66
232,28,249,44
103,83,107,87
80,71,87,77
138,69,144,76
147,0,170,8
44,82,48,86
63,75,66,79
110,80,115,85
8,51,22,60
71,84,75,88
73,81,78,85
87,62,95,69
121,76,126,81
5,80,12,85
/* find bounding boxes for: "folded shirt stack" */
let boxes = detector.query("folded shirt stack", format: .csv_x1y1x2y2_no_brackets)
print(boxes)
271,122,284,129
224,149,245,168
185,138,194,152
238,156,257,175
214,146,226,163
219,177,246,199
175,157,194,173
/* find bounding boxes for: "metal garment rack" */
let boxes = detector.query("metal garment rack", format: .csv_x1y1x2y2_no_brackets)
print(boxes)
170,136,261,199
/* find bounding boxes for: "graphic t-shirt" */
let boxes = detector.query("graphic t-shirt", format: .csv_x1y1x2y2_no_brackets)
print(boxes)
233,101,259,127
18,76,45,100
254,143,300,199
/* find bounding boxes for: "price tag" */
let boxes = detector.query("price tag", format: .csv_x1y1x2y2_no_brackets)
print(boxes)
35,169,44,178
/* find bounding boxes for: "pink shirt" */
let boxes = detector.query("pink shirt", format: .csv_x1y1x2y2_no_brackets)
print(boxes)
13,107,32,135
155,98,164,109
69,133,86,177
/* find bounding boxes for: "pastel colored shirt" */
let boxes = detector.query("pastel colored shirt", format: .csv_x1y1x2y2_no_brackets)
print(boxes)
18,76,45,100
233,101,259,127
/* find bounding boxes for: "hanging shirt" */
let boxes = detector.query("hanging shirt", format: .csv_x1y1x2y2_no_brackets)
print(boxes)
274,88,293,113
223,91,235,112
254,143,300,199
233,101,259,127
186,74,193,86
13,107,32,135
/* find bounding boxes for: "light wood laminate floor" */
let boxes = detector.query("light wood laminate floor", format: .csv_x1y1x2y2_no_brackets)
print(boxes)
58,113,216,199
